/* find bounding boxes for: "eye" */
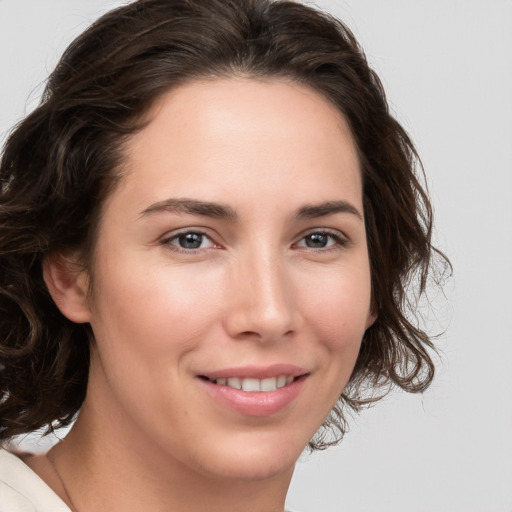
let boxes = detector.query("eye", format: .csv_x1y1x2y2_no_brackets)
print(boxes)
162,230,217,251
295,231,345,249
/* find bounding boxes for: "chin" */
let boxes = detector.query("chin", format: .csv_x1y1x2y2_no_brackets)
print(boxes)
192,435,303,482
204,455,296,482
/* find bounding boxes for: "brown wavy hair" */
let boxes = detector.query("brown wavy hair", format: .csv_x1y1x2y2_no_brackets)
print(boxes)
0,0,449,449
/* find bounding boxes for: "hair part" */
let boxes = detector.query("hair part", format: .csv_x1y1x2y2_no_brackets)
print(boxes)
0,0,449,449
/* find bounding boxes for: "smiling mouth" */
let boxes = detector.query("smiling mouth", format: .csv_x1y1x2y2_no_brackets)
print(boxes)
200,375,302,392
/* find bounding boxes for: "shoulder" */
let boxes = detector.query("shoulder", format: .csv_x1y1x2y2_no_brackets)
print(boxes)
0,449,70,512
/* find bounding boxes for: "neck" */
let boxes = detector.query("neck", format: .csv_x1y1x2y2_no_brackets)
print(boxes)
48,406,293,512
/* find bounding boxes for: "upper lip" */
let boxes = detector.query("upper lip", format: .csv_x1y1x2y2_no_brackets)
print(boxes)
199,364,309,381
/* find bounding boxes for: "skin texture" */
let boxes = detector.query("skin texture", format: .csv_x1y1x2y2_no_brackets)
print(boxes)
36,78,375,512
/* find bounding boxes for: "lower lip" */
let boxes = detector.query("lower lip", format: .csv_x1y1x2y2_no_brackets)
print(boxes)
200,376,306,417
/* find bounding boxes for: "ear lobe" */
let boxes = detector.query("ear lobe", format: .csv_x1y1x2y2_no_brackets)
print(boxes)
43,253,91,323
365,310,377,330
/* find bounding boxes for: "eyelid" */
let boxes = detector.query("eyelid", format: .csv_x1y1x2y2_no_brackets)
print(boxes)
160,227,223,253
293,227,350,249
158,226,350,254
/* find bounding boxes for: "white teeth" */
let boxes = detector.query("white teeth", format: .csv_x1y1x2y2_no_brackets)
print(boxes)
260,377,277,391
227,377,242,389
242,378,261,392
277,375,287,388
214,375,294,392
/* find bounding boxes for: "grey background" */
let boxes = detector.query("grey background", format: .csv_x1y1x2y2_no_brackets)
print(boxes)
1,1,511,511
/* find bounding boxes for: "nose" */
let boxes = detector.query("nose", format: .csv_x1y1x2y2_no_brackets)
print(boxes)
222,248,298,343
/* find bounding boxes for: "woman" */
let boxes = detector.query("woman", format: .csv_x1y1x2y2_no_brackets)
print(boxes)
0,0,446,510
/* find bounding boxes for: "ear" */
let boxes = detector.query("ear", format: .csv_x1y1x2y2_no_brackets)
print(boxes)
365,309,378,330
43,253,91,323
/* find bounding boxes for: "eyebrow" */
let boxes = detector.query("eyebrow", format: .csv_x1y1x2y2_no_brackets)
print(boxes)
296,200,363,221
139,198,238,220
139,198,362,221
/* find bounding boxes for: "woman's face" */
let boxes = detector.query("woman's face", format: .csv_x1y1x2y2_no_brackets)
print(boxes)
77,78,374,481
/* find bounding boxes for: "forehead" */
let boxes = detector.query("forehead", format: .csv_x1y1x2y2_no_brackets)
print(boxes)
136,77,357,155
114,78,362,215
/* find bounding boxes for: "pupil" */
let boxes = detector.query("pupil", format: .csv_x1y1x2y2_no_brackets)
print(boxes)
306,233,328,248
179,233,203,249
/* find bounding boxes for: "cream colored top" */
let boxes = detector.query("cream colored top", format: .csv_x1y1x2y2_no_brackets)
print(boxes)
0,449,70,512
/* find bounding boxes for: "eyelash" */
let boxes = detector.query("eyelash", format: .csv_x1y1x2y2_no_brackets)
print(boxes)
293,229,348,252
160,229,218,254
160,228,349,254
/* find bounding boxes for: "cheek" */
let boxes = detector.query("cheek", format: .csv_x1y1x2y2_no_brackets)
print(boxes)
296,266,372,402
85,262,225,427
297,265,373,345
88,258,224,359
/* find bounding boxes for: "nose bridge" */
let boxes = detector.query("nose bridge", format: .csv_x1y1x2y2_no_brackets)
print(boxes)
226,242,295,340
